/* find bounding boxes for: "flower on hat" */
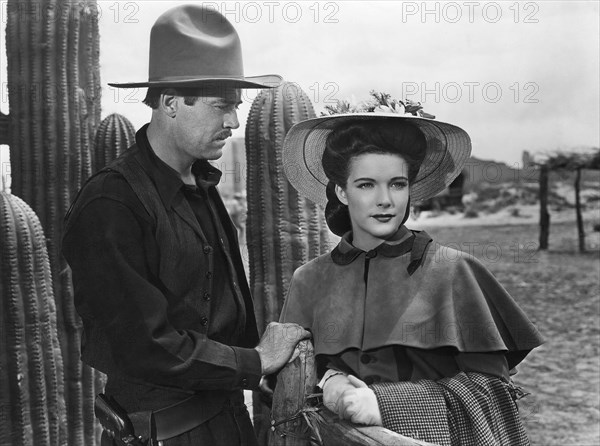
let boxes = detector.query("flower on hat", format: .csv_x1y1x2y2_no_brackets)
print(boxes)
323,90,436,119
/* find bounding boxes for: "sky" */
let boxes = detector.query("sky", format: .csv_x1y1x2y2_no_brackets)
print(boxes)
1,0,599,172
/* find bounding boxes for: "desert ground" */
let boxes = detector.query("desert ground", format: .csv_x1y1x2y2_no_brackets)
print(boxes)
415,209,600,445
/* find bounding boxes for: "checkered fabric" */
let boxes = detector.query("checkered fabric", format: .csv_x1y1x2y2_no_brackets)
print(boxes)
371,372,529,446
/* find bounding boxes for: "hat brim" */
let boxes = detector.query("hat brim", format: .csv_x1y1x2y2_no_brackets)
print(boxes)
108,74,283,89
282,113,472,206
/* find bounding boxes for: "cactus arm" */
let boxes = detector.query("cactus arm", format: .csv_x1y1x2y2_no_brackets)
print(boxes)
0,193,29,445
29,198,64,446
67,4,82,193
1,193,64,445
272,87,289,319
15,198,51,444
29,1,44,219
93,113,136,172
245,94,266,330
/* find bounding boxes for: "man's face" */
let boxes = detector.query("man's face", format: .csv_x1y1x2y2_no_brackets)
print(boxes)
171,87,242,163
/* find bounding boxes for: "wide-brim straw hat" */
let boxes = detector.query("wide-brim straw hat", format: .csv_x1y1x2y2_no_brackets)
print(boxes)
109,4,281,89
283,113,472,205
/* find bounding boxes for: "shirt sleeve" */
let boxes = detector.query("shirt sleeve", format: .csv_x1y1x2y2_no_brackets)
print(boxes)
370,372,529,446
62,194,262,392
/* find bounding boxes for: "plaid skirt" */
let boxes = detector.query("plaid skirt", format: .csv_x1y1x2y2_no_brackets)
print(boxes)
371,372,530,446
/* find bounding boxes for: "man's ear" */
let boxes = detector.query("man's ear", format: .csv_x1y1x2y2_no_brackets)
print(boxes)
335,184,348,205
159,92,179,118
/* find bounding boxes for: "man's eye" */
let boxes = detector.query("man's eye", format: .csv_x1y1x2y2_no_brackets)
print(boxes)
214,103,239,112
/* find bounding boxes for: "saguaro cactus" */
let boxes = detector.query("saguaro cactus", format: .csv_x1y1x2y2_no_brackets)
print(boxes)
0,192,66,446
245,82,330,439
93,113,136,172
246,82,330,330
5,1,103,444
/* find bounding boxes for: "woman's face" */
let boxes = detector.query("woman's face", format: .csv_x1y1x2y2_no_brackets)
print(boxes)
335,153,410,251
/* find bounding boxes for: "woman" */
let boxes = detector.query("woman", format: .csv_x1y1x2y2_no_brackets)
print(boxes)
279,113,543,445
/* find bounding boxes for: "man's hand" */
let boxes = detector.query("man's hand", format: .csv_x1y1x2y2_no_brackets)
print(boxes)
254,322,311,375
338,375,382,426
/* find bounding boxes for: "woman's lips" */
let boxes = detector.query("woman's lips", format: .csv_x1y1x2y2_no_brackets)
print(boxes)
372,214,395,222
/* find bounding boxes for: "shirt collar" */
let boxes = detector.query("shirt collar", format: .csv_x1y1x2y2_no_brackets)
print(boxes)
135,124,223,208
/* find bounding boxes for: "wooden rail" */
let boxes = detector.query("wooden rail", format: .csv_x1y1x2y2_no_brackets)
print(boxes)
269,340,437,446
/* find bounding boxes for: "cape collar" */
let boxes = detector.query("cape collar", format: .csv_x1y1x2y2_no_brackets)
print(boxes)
331,226,433,275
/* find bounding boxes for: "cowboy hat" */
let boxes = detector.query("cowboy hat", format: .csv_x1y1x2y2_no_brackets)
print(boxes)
109,4,282,89
282,113,472,205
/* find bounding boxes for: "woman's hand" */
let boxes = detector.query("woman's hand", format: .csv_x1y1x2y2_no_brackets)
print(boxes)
322,372,355,414
338,375,382,426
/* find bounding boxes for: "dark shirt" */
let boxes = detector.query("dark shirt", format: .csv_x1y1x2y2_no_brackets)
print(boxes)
181,183,242,344
62,125,261,412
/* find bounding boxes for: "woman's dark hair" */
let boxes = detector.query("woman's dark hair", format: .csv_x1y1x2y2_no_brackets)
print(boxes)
322,120,427,235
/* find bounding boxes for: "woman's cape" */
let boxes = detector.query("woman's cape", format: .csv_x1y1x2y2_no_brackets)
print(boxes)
280,231,544,370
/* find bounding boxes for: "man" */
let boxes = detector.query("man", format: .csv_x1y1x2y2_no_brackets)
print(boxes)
62,5,309,445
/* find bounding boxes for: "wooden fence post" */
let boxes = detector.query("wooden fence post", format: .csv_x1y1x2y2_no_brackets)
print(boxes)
574,167,585,252
270,340,438,446
538,163,550,250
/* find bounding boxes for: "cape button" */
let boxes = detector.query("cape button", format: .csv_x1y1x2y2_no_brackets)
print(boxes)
203,246,212,254
365,250,377,259
200,317,209,326
360,354,371,364
203,292,211,301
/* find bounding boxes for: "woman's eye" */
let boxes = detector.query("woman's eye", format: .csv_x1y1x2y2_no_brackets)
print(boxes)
391,181,408,189
357,183,373,189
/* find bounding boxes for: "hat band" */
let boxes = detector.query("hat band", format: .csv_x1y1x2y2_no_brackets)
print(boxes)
148,74,248,82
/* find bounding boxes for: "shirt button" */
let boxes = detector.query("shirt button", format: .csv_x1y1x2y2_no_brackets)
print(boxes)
203,246,212,254
242,378,248,388
200,317,208,326
206,271,212,279
203,292,211,301
360,354,371,364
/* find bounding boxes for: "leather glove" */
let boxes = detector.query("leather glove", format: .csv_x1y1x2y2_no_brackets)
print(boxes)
338,375,382,426
320,370,354,415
